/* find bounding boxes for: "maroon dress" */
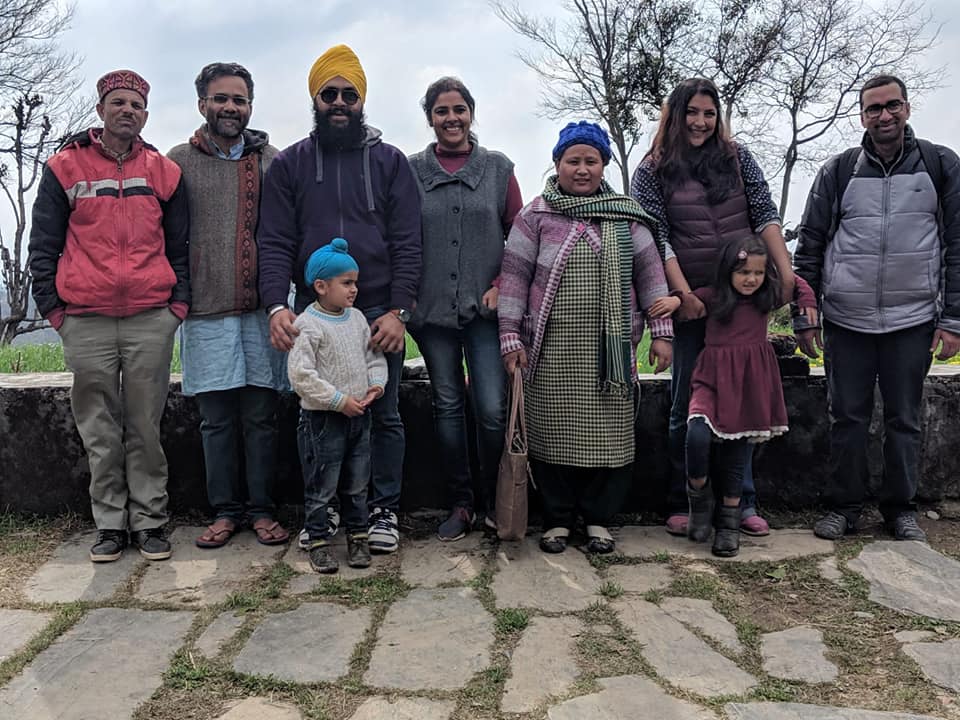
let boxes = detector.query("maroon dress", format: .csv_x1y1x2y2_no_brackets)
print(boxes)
687,284,812,441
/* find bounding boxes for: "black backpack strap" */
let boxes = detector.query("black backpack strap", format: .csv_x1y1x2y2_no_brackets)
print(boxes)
916,138,944,198
829,147,861,240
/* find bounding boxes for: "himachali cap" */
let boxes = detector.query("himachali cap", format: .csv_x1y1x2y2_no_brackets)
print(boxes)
96,70,151,106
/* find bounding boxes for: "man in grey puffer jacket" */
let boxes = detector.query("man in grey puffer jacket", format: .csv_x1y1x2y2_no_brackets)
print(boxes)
795,74,960,543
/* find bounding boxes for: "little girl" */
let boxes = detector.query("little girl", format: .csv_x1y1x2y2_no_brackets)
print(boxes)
659,236,816,557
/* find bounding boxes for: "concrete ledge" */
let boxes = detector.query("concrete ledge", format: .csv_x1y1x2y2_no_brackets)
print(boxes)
2,367,959,516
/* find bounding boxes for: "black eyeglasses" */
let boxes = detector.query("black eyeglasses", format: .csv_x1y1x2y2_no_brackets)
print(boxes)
203,94,250,107
318,87,361,105
863,99,905,119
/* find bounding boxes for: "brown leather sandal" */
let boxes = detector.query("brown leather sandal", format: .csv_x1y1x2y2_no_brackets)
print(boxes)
196,518,236,548
252,518,290,546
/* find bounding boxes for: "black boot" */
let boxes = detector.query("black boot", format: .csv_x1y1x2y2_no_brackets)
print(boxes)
686,481,714,543
712,505,741,557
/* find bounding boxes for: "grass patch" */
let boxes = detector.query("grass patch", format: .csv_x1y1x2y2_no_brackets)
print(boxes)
495,607,530,634
668,570,725,601
165,648,215,690
310,574,409,606
598,581,624,600
0,341,183,373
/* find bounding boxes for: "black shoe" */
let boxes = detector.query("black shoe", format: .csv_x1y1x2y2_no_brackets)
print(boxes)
131,527,172,561
888,513,927,542
813,511,853,540
308,540,339,574
438,507,475,542
712,506,741,558
687,482,714,543
89,529,127,563
346,532,372,568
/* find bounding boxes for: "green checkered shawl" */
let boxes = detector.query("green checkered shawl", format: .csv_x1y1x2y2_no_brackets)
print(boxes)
541,175,656,396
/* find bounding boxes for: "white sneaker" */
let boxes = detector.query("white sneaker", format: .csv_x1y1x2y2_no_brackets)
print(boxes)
368,507,400,554
298,508,341,550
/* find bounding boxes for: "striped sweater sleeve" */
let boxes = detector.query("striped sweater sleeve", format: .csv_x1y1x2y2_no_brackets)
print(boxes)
631,222,673,339
498,206,539,355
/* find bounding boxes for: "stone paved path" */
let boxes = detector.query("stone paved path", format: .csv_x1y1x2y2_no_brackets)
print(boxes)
5,523,960,719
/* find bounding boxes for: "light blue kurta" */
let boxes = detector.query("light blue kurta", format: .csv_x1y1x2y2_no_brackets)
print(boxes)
179,311,289,396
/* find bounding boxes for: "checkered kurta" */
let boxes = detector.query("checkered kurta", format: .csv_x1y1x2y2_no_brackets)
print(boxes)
525,239,635,467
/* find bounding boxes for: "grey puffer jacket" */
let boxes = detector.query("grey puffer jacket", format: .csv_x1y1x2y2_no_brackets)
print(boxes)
795,126,960,335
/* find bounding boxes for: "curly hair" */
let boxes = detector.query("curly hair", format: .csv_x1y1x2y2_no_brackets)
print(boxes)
709,236,781,324
647,78,739,205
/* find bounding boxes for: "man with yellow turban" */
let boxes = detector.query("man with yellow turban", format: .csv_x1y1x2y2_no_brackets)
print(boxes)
259,44,422,555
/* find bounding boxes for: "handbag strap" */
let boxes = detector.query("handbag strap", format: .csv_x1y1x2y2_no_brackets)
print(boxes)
507,367,528,453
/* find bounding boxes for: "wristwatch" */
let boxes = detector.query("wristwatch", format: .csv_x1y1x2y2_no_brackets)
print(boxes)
392,308,411,323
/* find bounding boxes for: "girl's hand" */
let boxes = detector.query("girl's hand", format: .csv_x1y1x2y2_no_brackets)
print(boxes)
648,338,673,374
648,295,682,318
482,286,499,310
800,306,819,328
503,349,527,372
675,292,706,322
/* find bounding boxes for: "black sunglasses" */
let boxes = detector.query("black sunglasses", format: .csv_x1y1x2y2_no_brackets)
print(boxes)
319,87,361,105
203,94,250,107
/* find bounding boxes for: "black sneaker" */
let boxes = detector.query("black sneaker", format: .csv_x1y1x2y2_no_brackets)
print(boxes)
308,540,339,574
438,507,475,542
813,511,853,541
346,532,372,568
889,513,927,542
131,527,172,561
89,529,127,563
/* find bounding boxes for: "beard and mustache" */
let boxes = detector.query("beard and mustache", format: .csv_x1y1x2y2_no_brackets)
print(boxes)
313,104,365,149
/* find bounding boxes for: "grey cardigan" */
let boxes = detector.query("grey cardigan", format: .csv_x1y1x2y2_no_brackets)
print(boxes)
407,141,514,329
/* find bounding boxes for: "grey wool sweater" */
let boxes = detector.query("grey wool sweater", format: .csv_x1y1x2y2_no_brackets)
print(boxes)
168,127,278,316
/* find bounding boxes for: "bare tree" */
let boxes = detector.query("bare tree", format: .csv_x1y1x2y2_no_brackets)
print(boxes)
0,0,91,345
492,0,698,192
762,0,941,218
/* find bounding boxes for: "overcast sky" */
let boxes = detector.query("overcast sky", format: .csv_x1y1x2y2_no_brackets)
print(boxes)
49,0,960,227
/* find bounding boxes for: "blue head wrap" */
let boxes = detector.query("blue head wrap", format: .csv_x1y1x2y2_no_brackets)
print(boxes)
304,238,359,285
551,121,612,164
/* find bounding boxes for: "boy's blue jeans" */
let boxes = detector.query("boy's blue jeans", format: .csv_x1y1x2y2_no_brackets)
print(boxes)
297,409,370,541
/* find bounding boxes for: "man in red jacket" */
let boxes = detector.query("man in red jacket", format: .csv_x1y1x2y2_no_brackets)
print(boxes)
28,70,190,563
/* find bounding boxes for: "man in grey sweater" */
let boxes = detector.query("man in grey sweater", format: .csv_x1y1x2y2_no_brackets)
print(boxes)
168,62,289,549
795,74,960,543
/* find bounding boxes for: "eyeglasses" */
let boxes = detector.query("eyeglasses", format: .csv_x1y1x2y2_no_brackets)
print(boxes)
203,94,250,107
318,87,361,105
863,99,905,119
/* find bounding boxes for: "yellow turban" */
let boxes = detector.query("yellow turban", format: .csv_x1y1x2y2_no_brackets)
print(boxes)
308,44,367,102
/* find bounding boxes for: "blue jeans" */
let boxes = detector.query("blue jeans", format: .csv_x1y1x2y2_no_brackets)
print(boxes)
668,319,758,515
363,307,405,513
823,319,933,523
412,318,507,512
297,409,370,540
686,417,753,499
196,386,278,523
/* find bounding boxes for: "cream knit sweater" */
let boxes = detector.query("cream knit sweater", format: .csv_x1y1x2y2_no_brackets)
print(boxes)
288,303,388,411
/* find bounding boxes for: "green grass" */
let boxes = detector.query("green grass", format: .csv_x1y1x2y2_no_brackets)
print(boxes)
0,341,183,373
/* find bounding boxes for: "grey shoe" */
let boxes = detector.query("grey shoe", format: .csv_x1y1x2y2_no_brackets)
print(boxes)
438,507,475,542
89,529,127,563
368,508,400,554
889,513,927,542
131,528,171,561
308,540,339,574
346,532,372,568
813,511,852,540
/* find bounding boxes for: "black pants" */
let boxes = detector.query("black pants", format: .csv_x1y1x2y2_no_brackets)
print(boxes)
532,459,633,529
685,417,751,499
823,319,934,523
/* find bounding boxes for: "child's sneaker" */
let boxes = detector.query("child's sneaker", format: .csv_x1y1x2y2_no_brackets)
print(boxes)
298,508,341,550
368,507,400,554
346,532,372,568
308,540,339,574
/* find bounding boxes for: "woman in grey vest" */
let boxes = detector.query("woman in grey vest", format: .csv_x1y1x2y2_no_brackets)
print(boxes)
630,78,794,538
407,77,524,541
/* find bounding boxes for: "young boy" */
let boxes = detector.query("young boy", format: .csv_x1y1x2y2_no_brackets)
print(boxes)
288,238,387,573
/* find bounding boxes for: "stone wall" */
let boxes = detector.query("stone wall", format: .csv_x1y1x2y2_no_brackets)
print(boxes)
1,368,959,518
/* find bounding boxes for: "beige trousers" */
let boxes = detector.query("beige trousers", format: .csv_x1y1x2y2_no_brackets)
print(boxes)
60,308,180,531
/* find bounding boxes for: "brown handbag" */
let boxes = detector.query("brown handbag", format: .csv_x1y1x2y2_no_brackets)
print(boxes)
496,367,534,541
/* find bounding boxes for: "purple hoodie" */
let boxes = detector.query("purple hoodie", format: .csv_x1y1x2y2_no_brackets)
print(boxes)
258,125,422,313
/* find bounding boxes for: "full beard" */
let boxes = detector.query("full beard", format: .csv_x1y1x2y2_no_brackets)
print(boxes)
206,111,247,141
313,105,365,149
